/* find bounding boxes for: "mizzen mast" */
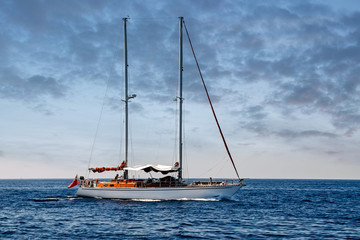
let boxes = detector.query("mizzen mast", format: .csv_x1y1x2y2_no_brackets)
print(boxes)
178,17,184,180
123,17,129,179
123,17,137,179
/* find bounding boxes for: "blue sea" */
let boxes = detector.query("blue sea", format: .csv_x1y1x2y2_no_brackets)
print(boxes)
1,179,359,239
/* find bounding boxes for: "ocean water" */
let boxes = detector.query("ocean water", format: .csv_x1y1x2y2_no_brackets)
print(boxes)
0,179,359,239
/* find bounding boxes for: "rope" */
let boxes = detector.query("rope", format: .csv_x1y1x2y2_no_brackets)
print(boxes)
183,100,189,181
87,75,111,178
172,97,178,164
118,103,124,165
183,20,241,180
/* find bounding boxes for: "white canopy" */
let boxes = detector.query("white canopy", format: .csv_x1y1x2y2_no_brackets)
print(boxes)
124,164,179,175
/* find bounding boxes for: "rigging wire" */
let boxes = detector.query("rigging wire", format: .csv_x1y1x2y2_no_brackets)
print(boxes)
172,96,179,165
183,20,241,180
214,156,230,176
130,109,135,168
183,99,189,181
128,68,135,169
118,36,126,167
118,106,124,164
198,153,226,178
87,75,111,178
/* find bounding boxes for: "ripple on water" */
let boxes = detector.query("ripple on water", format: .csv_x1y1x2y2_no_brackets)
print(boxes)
0,179,359,239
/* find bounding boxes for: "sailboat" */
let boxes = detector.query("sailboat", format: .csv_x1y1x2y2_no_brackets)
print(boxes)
75,17,244,200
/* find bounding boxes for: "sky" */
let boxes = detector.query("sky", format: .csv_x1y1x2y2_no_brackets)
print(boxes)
1,0,360,179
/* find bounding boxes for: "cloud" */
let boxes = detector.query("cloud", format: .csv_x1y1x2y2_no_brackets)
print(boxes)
275,129,338,139
32,104,55,116
237,142,256,146
1,0,360,135
326,150,340,155
0,71,67,101
240,121,339,140
218,2,360,136
243,105,268,120
344,127,358,137
232,105,269,135
241,121,269,136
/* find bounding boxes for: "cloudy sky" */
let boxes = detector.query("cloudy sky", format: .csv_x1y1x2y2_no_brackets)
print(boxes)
1,0,359,179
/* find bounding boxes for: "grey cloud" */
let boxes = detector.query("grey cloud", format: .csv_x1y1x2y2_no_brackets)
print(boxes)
326,151,340,155
283,84,322,105
1,0,360,133
241,121,269,136
5,0,48,33
276,129,338,139
0,72,67,101
237,142,256,146
107,96,122,111
230,105,270,136
344,128,358,137
0,1,243,111
68,34,101,64
33,104,54,115
235,3,360,133
234,105,267,121
332,109,360,129
165,107,176,115
129,102,144,113
240,118,338,139
292,2,332,15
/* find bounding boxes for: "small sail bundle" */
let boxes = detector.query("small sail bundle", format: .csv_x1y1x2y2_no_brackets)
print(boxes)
89,161,126,173
124,163,180,175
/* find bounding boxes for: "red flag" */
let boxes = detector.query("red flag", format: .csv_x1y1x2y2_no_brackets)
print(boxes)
67,175,79,189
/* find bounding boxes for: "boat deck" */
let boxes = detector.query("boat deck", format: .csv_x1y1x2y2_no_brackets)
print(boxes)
80,178,242,189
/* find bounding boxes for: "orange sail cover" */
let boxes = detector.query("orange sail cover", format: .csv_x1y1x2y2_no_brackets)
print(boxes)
89,161,126,173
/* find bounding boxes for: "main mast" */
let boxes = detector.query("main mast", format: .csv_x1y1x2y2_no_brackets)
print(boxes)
178,17,183,180
123,17,129,179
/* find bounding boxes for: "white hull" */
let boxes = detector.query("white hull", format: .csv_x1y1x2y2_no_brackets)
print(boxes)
76,185,241,200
